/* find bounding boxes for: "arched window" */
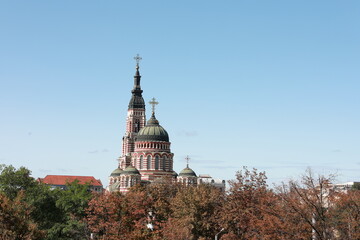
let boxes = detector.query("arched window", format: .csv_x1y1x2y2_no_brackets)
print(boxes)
162,156,166,170
147,155,151,169
155,155,160,170
139,155,143,169
135,121,140,132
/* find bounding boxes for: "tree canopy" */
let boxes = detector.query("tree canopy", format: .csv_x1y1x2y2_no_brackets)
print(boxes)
0,164,359,240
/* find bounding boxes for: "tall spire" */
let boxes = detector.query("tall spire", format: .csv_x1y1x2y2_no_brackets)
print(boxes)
128,54,145,109
132,54,142,94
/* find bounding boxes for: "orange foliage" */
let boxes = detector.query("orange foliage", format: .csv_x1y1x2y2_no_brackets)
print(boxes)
84,170,359,240
0,192,44,239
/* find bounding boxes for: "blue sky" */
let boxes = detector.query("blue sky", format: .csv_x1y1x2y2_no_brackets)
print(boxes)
1,1,359,186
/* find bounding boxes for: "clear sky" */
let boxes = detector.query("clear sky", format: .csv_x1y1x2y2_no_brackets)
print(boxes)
1,1,359,187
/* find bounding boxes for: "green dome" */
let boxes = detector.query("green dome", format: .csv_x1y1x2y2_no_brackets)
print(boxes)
136,113,169,142
122,166,140,175
179,167,197,177
110,168,123,177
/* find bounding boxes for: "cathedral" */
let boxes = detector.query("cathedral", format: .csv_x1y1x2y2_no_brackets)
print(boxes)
108,55,224,193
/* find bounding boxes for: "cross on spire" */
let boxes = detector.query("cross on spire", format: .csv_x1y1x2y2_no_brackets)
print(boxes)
185,155,190,168
149,97,159,114
134,54,142,67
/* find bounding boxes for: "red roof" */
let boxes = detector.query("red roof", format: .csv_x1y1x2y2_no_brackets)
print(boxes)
39,175,103,187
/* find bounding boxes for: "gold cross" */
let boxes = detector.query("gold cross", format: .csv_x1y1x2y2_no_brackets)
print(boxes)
185,155,190,167
149,97,159,114
134,54,142,66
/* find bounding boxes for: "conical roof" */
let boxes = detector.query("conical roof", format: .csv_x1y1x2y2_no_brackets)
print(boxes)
128,63,145,109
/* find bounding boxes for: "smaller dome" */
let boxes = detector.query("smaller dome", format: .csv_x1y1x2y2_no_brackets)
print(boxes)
122,166,140,175
110,168,123,177
179,167,197,177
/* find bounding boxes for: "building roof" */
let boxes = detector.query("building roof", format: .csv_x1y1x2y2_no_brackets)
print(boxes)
122,166,141,175
199,178,225,184
179,166,197,177
129,64,145,109
136,113,169,142
198,174,212,178
110,168,123,177
39,175,103,187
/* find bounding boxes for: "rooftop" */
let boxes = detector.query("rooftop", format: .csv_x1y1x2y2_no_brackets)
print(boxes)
38,175,103,187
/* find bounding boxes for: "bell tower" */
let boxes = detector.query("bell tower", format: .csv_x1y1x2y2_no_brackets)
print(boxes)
119,54,147,169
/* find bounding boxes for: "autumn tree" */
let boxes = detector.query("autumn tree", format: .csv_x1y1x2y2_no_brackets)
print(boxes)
144,178,182,236
0,192,44,239
86,189,154,240
332,189,360,239
162,184,224,240
86,192,125,239
219,167,275,240
278,169,338,240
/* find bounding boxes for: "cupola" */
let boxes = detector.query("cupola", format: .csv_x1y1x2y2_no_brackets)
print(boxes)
136,97,169,142
136,113,169,142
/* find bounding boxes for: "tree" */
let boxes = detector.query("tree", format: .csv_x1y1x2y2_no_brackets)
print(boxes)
218,167,298,240
26,183,66,231
0,164,37,200
162,184,224,240
352,182,360,190
46,180,93,240
0,192,44,239
0,164,66,237
56,180,93,219
0,164,93,239
220,167,267,239
332,189,360,239
278,169,338,240
86,192,125,239
144,178,181,234
86,190,153,240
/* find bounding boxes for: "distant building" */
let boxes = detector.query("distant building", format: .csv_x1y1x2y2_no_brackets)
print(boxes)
38,175,103,193
177,163,198,186
198,174,226,192
108,56,225,193
332,181,360,193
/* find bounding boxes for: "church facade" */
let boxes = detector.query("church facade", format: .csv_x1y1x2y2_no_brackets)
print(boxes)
108,56,224,193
